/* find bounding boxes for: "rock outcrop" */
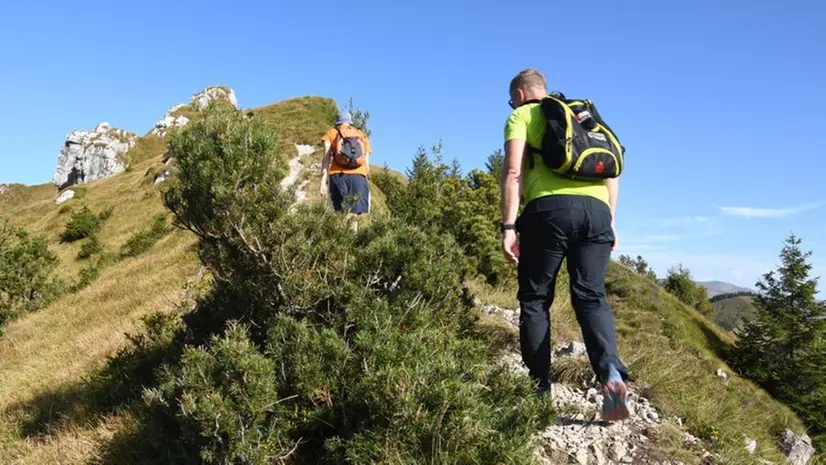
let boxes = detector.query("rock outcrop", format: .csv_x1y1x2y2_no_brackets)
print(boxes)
52,122,137,189
150,104,190,137
150,86,239,137
192,86,238,110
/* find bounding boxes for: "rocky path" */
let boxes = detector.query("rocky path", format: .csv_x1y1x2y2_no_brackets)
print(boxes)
484,305,706,465
281,143,316,202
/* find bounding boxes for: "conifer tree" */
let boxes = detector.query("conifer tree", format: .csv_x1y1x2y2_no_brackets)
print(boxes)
731,233,826,450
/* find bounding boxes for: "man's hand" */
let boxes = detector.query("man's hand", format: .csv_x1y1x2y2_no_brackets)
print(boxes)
611,222,618,251
319,181,328,199
502,230,520,264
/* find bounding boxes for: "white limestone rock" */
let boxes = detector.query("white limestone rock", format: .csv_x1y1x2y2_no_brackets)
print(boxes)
52,122,136,188
55,189,75,204
150,87,239,138
781,429,815,465
191,86,238,111
150,104,190,137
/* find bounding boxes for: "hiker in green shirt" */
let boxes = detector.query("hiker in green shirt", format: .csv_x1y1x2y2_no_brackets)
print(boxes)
500,68,630,421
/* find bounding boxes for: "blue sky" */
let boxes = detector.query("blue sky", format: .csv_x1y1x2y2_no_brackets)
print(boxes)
1,0,825,292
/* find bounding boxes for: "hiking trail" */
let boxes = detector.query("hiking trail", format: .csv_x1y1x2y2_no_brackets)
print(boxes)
281,143,316,201
484,305,716,465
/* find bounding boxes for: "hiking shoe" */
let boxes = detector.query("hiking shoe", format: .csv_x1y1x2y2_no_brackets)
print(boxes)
536,381,551,398
601,380,630,421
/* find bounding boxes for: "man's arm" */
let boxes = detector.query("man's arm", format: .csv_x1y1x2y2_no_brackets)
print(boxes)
605,177,619,250
320,140,332,197
501,139,524,225
605,177,618,222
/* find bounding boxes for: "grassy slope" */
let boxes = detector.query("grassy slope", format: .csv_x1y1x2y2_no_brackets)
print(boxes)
474,266,807,464
0,95,813,464
0,152,200,463
712,295,758,332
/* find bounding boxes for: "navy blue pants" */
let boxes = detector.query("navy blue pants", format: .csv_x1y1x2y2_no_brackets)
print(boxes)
515,194,628,388
330,173,370,214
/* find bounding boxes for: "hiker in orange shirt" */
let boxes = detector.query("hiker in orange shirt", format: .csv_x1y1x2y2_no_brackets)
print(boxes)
319,110,372,216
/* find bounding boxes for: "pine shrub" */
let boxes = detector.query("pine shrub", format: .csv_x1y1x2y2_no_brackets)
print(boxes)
0,220,64,326
116,103,553,464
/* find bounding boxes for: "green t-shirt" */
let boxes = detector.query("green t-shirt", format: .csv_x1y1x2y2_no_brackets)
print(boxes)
504,101,609,207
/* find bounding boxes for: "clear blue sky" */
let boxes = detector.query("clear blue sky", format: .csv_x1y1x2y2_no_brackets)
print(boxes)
1,0,825,291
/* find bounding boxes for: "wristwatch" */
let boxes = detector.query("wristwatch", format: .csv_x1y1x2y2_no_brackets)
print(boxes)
500,223,516,233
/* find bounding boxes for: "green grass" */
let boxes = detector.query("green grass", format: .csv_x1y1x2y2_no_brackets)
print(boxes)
712,295,758,332
471,262,811,464
245,96,338,157
0,94,819,464
120,134,167,166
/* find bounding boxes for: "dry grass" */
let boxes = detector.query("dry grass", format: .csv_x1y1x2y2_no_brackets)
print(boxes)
0,96,398,464
0,144,200,464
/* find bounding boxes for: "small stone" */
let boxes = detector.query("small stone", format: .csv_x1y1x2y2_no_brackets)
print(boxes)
154,170,170,184
744,435,757,454
610,440,628,461
591,443,607,465
555,341,588,357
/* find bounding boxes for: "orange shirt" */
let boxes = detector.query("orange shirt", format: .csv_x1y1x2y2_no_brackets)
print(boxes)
321,124,371,176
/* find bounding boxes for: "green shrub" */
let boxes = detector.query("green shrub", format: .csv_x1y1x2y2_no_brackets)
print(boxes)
61,205,112,242
120,215,170,258
72,252,116,291
0,220,64,326
77,234,102,260
663,263,715,316
373,146,513,286
111,103,553,464
141,322,300,464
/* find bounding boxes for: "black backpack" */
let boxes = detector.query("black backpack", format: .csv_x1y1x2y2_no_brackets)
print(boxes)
526,92,625,181
333,126,366,169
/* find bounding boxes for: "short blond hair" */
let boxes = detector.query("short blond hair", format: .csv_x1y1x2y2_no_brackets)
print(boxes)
509,68,547,93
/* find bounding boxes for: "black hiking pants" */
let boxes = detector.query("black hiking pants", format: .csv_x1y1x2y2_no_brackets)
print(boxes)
515,194,629,389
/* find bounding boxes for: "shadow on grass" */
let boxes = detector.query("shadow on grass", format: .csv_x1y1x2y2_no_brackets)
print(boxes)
4,312,183,442
696,321,735,363
5,379,102,438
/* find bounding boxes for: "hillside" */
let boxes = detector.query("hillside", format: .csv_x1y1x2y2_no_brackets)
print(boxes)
712,295,759,332
697,280,754,298
0,91,819,464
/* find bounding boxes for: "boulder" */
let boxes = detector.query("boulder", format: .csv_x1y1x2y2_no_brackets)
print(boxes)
780,429,815,465
55,189,75,204
52,122,136,189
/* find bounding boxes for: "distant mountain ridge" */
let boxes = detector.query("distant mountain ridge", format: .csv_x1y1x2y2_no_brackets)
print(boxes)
695,280,755,298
